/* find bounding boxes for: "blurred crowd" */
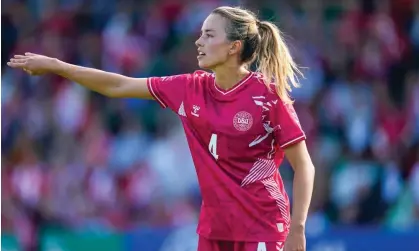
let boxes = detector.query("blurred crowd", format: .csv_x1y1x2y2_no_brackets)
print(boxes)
2,0,419,249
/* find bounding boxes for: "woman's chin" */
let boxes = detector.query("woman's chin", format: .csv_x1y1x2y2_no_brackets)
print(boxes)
197,60,212,69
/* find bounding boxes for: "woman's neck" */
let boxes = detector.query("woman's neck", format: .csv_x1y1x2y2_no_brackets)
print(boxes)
213,66,250,90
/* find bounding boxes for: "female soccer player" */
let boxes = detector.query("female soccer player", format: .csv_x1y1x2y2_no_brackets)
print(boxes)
8,6,315,251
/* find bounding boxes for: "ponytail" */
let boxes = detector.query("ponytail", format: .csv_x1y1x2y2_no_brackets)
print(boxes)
257,21,303,104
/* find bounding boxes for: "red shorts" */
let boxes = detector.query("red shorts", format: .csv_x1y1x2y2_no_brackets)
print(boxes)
198,237,284,251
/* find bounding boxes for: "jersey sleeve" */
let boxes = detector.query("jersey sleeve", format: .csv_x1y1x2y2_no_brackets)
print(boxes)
271,100,306,149
147,73,194,112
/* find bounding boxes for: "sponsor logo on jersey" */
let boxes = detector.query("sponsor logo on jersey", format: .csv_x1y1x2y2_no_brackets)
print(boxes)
191,105,200,117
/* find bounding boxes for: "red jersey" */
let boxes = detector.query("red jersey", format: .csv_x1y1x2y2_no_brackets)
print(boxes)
147,71,306,242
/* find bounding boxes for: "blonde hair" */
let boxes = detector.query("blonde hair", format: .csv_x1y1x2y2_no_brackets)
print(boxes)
212,6,303,104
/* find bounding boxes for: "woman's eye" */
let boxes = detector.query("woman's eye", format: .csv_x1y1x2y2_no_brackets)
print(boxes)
198,32,213,38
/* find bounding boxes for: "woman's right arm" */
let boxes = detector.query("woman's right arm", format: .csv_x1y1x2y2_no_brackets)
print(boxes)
8,53,152,99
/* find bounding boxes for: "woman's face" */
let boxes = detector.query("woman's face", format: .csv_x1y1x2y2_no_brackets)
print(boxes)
195,14,234,70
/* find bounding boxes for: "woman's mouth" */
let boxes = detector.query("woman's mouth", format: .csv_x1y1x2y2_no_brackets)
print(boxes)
197,52,206,59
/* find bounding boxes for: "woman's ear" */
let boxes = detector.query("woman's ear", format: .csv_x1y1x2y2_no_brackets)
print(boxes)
229,40,243,55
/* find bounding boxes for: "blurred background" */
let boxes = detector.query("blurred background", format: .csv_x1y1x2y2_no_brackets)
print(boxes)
1,0,419,250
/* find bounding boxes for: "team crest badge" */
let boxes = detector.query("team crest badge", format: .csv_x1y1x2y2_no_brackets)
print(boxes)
233,111,253,131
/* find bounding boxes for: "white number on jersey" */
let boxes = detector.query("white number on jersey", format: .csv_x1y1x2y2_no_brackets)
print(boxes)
208,133,219,160
257,242,267,251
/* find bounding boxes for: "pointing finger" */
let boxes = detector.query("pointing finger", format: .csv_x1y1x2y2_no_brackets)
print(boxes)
7,62,27,68
14,55,29,59
10,58,27,63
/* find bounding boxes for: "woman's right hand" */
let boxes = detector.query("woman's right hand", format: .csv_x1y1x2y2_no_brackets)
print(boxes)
7,52,60,76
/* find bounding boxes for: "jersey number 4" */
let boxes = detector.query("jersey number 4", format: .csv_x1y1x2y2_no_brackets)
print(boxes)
208,133,219,160
257,242,267,251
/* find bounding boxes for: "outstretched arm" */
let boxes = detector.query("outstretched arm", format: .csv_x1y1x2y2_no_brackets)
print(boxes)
8,53,152,99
